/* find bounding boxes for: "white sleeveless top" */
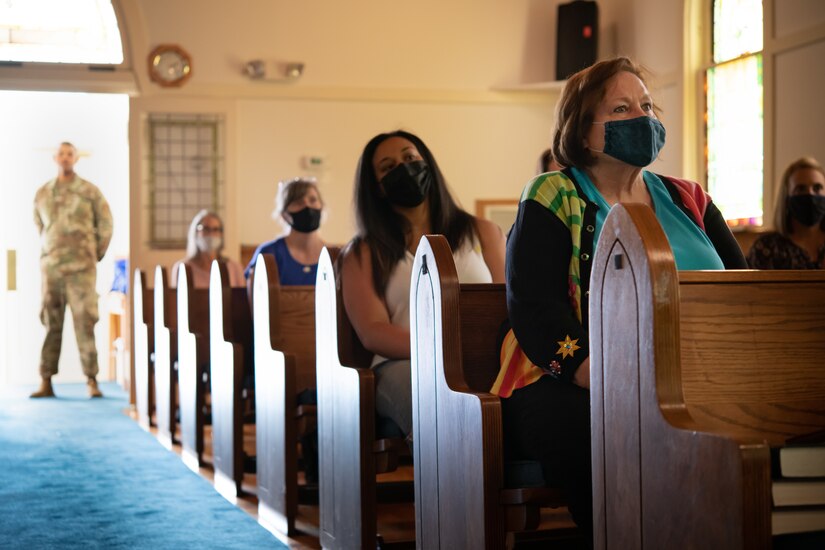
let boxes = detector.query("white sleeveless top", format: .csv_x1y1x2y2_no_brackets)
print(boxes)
371,236,492,366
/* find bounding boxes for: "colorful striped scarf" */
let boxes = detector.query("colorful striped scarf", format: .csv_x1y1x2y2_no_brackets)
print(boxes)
491,172,586,397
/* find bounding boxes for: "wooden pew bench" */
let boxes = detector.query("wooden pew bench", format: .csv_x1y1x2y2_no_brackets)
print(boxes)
153,266,177,450
589,203,825,549
176,263,211,472
315,247,415,550
251,252,321,536
132,269,154,431
210,260,255,501
411,235,582,549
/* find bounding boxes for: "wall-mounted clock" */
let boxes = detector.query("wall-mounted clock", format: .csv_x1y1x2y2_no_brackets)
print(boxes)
148,44,192,87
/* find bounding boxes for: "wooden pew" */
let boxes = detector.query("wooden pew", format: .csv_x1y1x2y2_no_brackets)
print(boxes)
132,268,154,431
210,259,254,500
241,244,257,272
315,247,413,550
153,265,178,450
410,235,578,550
252,252,319,536
589,203,825,549
176,263,211,472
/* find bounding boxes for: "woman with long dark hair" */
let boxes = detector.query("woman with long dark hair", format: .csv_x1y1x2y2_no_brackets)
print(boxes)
340,130,505,441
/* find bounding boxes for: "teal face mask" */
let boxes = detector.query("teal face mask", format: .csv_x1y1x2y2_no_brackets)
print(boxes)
592,116,666,167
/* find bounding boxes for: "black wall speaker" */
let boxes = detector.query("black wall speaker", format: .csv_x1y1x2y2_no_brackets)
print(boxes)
556,0,599,81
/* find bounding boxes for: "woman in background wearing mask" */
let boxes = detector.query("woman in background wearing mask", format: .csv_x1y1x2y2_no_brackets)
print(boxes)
492,57,746,536
536,147,564,174
340,130,505,442
748,157,825,269
172,210,245,288
244,178,325,285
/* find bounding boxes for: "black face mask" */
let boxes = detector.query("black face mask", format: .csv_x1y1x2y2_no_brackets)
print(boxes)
287,207,321,233
380,160,432,208
788,195,825,227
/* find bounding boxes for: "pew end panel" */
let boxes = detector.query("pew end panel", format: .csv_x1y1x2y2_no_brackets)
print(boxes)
590,203,825,549
412,235,575,549
316,247,379,550
132,269,154,431
176,263,210,472
411,235,506,549
210,260,252,501
253,253,298,536
254,248,336,538
153,265,178,450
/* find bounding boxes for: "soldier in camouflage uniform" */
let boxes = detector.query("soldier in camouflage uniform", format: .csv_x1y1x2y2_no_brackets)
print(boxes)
30,142,113,398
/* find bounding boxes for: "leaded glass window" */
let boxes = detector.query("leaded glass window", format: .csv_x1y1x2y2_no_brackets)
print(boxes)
146,114,225,248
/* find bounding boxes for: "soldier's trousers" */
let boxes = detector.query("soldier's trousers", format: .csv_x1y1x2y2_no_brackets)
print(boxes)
39,269,99,378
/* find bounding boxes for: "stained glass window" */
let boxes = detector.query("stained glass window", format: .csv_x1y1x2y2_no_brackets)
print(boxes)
707,0,763,226
0,0,123,64
713,0,763,63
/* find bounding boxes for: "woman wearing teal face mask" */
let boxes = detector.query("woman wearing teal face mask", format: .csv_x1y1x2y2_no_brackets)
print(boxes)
748,156,825,269
491,56,747,537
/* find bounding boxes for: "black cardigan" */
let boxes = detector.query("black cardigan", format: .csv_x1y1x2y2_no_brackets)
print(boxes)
506,169,747,383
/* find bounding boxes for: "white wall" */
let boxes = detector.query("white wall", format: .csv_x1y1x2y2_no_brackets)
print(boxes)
133,0,561,91
771,0,825,215
124,0,629,271
124,0,825,268
234,98,556,248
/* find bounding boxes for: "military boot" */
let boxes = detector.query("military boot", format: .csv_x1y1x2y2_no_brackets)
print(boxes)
30,377,55,398
87,377,103,398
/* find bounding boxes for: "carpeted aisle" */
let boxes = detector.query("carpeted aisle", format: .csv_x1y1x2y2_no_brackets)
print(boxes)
0,382,285,549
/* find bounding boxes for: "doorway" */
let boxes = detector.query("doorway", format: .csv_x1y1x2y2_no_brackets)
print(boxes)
0,90,129,387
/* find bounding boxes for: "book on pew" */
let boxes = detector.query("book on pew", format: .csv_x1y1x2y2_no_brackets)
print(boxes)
779,445,825,478
771,506,825,536
771,432,825,535
772,479,825,507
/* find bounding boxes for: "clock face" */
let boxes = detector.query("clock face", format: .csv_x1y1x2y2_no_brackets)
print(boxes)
148,44,192,87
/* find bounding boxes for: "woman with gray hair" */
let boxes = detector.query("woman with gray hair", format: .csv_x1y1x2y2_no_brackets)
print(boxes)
172,209,245,288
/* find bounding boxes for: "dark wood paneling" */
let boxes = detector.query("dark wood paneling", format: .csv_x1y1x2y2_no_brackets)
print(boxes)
176,264,210,472
153,266,178,450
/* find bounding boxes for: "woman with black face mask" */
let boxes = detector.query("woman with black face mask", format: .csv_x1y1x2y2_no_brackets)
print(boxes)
340,130,505,446
748,157,825,269
244,178,326,285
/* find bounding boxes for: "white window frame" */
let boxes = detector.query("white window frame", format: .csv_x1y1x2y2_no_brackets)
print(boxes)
0,0,135,94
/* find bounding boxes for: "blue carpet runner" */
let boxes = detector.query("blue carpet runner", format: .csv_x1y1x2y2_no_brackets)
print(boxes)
0,382,286,549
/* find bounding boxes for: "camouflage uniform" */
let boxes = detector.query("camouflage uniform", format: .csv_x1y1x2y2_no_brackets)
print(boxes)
34,176,113,378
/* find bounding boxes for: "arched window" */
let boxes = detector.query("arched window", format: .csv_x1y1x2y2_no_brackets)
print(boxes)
0,0,123,64
705,0,763,226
